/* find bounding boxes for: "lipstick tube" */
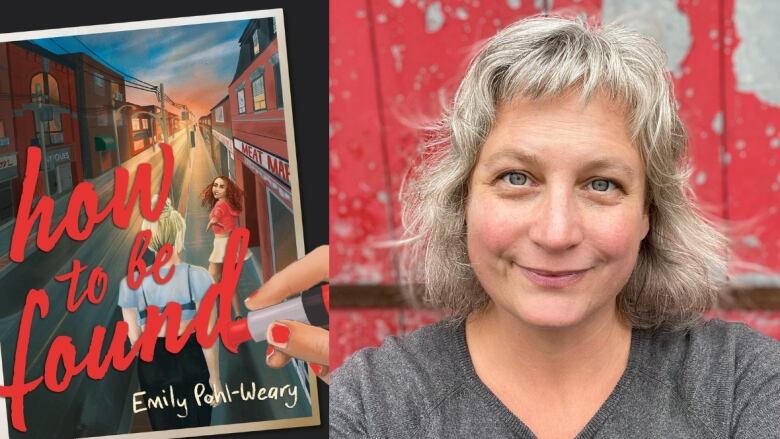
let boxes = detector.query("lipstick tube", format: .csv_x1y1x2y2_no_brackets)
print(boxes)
227,284,329,346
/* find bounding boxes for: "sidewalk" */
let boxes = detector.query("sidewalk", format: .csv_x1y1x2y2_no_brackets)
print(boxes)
180,132,313,424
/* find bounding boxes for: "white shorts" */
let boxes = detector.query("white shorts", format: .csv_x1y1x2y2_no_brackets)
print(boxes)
209,235,251,263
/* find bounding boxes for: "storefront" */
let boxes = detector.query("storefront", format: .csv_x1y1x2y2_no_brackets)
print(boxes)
234,137,295,278
0,152,19,226
213,129,234,179
45,146,74,196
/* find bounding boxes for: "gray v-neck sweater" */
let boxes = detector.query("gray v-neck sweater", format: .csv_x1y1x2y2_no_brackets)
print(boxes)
331,319,780,438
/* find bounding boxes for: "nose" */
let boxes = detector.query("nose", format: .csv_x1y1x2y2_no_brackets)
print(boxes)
527,186,584,252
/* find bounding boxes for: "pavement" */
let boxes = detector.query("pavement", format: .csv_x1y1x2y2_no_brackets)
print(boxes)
0,129,314,438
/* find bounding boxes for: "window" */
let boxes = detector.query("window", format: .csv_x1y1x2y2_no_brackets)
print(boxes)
30,73,59,104
0,120,5,138
252,73,266,111
97,109,109,127
271,54,283,109
94,73,105,96
253,29,260,55
132,118,140,131
237,87,246,114
215,106,224,123
110,82,123,101
141,119,149,130
0,180,15,224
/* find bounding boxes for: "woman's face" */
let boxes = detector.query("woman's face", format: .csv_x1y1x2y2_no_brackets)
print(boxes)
212,178,227,200
466,92,649,329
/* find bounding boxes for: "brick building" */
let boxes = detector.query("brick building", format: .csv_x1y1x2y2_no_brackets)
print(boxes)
228,18,293,281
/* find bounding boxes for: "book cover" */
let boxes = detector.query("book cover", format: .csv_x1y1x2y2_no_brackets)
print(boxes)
0,8,321,438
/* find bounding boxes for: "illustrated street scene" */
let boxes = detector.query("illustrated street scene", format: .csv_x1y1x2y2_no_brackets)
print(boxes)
0,12,312,438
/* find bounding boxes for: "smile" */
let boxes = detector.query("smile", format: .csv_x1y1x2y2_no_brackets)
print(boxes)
515,265,590,289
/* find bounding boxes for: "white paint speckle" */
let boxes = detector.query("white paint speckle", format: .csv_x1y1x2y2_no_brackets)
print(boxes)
733,0,780,106
332,220,354,238
377,192,389,203
771,138,780,149
711,111,723,135
695,171,707,185
709,29,719,39
742,235,762,248
391,45,405,72
455,7,469,20
356,9,367,19
507,0,521,9
685,88,695,98
721,151,732,164
390,0,404,7
377,14,388,24
735,139,746,150
368,161,377,171
766,125,776,136
425,2,446,33
603,0,692,76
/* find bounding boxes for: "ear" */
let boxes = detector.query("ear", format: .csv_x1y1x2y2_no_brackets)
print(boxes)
641,204,651,241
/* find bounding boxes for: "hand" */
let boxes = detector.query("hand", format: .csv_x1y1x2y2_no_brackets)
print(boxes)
206,220,222,232
245,245,330,383
208,377,224,407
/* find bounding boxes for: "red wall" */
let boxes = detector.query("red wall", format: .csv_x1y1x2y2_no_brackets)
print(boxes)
330,0,780,369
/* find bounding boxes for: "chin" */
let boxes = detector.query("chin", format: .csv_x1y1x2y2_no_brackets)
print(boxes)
503,295,598,329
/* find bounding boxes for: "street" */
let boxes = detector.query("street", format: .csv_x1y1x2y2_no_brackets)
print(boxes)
0,129,312,438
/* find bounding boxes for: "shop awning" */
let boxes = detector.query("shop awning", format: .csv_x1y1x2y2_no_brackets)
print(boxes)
95,135,116,151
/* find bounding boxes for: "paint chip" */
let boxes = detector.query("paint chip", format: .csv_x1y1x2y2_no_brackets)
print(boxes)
425,2,446,33
695,171,707,185
742,235,762,248
711,111,723,135
507,0,521,9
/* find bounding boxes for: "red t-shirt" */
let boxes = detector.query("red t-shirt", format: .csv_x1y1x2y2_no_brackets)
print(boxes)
209,200,240,234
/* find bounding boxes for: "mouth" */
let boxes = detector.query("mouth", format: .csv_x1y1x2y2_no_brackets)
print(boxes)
515,264,590,289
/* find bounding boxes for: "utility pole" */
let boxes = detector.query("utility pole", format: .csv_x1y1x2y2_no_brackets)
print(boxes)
111,98,122,167
159,83,169,144
23,88,54,196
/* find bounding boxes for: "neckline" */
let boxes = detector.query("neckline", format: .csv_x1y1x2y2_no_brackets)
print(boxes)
452,319,645,438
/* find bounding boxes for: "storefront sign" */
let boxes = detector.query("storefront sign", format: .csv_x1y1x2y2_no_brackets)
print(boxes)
46,147,71,168
238,154,292,209
0,153,18,181
234,138,290,187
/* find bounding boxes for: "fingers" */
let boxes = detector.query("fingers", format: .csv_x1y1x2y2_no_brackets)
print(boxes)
266,320,329,366
245,245,329,310
265,343,330,384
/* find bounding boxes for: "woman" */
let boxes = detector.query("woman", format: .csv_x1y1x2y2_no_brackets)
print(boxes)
119,197,221,431
202,175,247,316
330,16,780,438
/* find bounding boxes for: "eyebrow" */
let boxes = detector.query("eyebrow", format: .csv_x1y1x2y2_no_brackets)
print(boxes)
481,148,638,179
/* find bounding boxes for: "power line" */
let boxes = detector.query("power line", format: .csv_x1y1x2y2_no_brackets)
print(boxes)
69,35,158,90
45,38,158,94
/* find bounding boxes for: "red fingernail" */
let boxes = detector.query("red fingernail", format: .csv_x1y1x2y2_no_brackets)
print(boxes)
271,323,290,344
266,345,274,356
310,363,322,375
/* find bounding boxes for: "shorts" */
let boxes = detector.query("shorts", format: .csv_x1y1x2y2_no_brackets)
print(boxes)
208,235,251,263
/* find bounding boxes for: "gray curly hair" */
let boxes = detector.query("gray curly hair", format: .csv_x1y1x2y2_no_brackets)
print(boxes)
400,15,727,330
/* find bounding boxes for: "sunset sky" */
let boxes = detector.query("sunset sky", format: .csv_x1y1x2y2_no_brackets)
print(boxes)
33,18,249,119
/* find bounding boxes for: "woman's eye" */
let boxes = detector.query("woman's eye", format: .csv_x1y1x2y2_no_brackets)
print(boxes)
590,179,614,192
502,172,528,186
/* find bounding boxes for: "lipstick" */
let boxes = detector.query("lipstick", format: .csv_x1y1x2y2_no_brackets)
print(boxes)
227,284,329,346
